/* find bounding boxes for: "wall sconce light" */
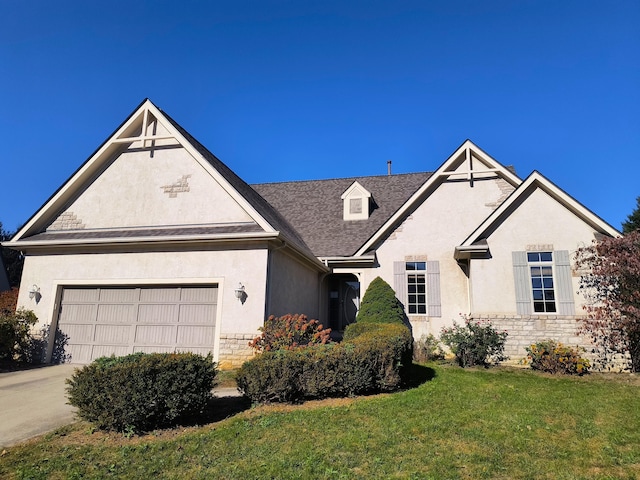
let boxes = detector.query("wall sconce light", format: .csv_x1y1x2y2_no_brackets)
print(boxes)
234,283,246,303
28,284,41,302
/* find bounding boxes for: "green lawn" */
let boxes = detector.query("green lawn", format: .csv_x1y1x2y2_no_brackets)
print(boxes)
1,364,639,479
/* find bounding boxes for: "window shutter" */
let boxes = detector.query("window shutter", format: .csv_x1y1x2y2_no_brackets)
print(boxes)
554,250,575,315
427,260,442,317
512,251,532,315
393,261,407,306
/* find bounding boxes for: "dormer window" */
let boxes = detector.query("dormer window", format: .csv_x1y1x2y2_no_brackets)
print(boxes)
341,181,371,220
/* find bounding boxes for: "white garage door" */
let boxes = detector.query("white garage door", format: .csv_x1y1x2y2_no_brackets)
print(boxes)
55,285,218,364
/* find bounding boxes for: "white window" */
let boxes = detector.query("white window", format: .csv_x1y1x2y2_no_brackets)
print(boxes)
406,261,427,314
527,252,556,313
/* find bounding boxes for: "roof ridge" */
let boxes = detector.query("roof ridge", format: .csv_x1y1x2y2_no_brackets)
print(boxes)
252,171,433,187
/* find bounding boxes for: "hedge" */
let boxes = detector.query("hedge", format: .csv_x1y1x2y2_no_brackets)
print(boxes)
237,277,413,403
66,352,217,433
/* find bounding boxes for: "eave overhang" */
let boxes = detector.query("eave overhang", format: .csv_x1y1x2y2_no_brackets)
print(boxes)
319,254,377,268
454,240,490,260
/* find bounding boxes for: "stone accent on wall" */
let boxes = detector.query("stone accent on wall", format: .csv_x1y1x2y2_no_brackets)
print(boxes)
470,314,632,372
161,174,192,198
217,333,256,369
388,214,412,241
484,178,516,209
47,212,86,231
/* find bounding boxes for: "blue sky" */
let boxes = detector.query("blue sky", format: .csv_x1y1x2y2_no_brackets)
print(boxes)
1,0,638,232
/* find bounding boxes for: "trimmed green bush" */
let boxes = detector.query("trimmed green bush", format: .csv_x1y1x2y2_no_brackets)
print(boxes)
354,276,405,325
237,277,413,403
0,308,37,362
526,340,590,375
440,319,508,367
66,352,217,433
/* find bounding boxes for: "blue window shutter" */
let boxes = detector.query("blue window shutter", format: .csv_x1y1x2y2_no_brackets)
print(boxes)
513,251,532,315
427,260,442,317
554,250,575,315
393,261,407,306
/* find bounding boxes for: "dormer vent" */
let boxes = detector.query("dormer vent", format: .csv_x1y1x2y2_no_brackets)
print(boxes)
341,181,371,221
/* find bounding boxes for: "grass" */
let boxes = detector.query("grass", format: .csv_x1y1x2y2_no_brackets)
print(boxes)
1,364,639,479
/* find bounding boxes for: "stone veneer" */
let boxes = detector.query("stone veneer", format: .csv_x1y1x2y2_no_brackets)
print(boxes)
47,211,86,231
470,314,632,372
217,333,256,369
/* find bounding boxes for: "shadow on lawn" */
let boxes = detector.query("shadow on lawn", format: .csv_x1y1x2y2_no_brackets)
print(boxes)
403,363,437,390
180,394,252,427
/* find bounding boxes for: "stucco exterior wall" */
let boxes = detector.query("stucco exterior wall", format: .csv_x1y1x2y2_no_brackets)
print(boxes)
48,147,253,230
366,175,511,339
17,248,269,363
267,249,320,319
469,188,597,315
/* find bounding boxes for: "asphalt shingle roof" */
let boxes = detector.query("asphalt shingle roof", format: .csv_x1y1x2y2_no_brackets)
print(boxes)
253,172,432,257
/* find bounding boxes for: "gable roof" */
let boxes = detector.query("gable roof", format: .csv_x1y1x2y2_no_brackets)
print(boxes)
253,172,431,257
6,100,318,264
457,170,621,253
353,140,523,256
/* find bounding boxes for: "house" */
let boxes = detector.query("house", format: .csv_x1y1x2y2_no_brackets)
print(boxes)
3,99,620,368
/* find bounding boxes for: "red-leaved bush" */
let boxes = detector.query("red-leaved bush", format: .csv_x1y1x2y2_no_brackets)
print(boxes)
248,314,331,352
0,288,18,315
575,231,640,371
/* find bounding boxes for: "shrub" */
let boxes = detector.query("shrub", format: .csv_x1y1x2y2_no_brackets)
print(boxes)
248,313,331,352
66,352,217,433
440,319,508,367
237,278,413,403
355,276,405,325
237,322,413,403
0,287,19,314
414,333,445,363
526,340,590,375
0,308,38,362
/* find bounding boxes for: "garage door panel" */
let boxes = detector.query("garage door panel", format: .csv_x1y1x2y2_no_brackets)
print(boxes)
177,326,214,346
99,288,138,302
60,324,95,342
57,285,217,364
138,304,179,323
58,304,97,324
140,288,181,302
94,324,131,344
97,304,135,323
179,304,216,324
134,346,174,354
62,288,100,302
135,325,177,344
67,344,93,364
92,345,130,360
181,287,218,302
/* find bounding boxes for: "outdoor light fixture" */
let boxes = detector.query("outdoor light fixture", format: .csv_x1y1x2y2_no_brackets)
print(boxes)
28,284,40,301
234,283,245,301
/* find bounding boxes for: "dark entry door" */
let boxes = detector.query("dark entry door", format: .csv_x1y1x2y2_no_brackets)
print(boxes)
328,275,360,331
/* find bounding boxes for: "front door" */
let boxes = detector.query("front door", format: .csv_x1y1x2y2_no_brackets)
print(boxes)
328,275,360,332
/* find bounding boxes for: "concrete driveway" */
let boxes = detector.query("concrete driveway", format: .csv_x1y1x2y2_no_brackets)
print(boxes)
0,364,78,448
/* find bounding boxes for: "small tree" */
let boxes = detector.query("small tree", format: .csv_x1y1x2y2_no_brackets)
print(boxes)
355,276,405,325
575,231,640,371
0,222,24,288
622,196,640,233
